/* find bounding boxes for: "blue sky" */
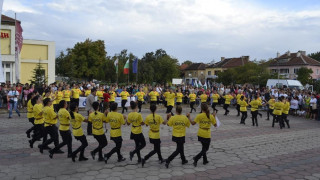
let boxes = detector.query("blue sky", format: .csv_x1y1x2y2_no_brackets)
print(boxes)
3,0,320,63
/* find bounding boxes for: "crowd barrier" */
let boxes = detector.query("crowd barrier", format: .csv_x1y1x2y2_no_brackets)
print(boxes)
78,97,136,108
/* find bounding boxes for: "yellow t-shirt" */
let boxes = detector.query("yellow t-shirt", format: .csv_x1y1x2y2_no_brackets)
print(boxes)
189,94,196,102
236,94,242,104
250,100,262,112
120,91,130,100
96,90,104,100
144,113,164,139
71,112,85,137
194,113,216,138
88,111,108,135
55,91,63,104
167,115,190,137
33,104,44,124
63,90,71,102
27,100,34,118
200,94,208,103
273,102,284,116
176,93,183,103
239,100,248,112
43,106,57,127
282,102,290,115
224,95,234,105
149,91,159,102
71,88,81,99
52,93,57,105
167,93,176,106
106,111,125,138
85,90,91,97
212,94,220,103
58,108,71,131
135,92,145,102
268,99,275,109
109,91,116,102
163,92,170,101
127,112,143,134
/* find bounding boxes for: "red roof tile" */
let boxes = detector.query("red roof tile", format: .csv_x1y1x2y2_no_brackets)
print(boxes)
269,52,320,67
208,56,249,68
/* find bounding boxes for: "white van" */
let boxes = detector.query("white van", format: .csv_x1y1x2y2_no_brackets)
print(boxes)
266,79,304,90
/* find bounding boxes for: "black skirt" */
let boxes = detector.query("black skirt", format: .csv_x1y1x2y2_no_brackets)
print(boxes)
130,132,145,140
149,138,161,144
172,136,185,143
198,136,211,144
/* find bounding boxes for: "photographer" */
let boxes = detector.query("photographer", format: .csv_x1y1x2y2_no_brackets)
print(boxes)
7,85,21,118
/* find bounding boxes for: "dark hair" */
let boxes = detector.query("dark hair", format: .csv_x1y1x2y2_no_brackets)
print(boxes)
176,105,182,114
110,102,118,111
254,95,258,100
201,103,210,119
240,96,244,100
58,100,66,111
43,98,51,106
91,88,97,93
69,102,78,119
130,101,137,109
150,104,157,123
27,92,34,102
92,101,99,115
31,95,40,106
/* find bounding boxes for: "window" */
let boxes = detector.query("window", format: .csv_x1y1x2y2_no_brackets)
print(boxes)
317,69,319,75
6,72,10,82
294,68,299,74
5,63,10,68
208,71,211,75
280,69,289,74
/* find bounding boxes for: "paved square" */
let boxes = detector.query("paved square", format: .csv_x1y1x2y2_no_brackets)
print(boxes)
1,105,320,180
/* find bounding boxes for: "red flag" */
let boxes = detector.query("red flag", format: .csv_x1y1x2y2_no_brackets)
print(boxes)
15,21,23,53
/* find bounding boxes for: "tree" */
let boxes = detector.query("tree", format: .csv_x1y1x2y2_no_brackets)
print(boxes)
30,61,47,87
297,67,313,85
308,52,320,61
182,60,193,65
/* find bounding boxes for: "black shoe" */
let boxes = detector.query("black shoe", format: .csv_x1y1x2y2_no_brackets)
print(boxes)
42,146,51,150
129,151,134,161
49,152,53,159
26,132,30,138
203,160,209,165
71,154,76,162
29,140,33,148
90,151,95,160
39,145,43,154
98,157,104,162
79,156,88,161
193,157,198,167
182,160,188,165
56,150,64,154
68,154,75,158
137,159,142,163
141,158,146,167
159,159,165,164
259,114,262,118
165,162,169,169
118,157,126,162
104,154,109,164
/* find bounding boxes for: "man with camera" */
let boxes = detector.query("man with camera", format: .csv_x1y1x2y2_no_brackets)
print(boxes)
7,85,21,118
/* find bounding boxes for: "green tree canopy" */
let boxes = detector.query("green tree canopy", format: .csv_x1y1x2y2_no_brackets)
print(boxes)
308,52,320,61
297,67,313,85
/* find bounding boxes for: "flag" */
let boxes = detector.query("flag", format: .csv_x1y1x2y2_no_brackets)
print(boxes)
0,0,5,83
114,58,118,74
198,80,202,87
15,18,23,83
124,60,129,74
204,81,207,90
132,58,138,74
194,80,198,87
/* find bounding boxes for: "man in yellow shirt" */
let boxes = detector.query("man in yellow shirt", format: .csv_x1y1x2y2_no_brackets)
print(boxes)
175,89,183,106
272,96,284,129
163,89,170,108
239,96,248,124
135,88,145,113
188,91,197,113
109,87,117,108
63,85,71,108
223,92,234,115
148,87,159,107
71,84,82,107
166,89,176,116
236,91,243,116
250,95,262,126
282,97,290,128
211,90,220,113
266,95,275,121
120,87,130,114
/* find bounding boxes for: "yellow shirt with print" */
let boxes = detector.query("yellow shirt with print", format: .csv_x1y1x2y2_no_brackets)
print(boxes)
58,108,71,131
135,92,145,102
268,99,275,109
250,100,262,112
189,94,196,102
194,113,216,138
239,100,248,112
163,92,170,101
96,90,104,100
144,113,164,139
149,91,159,102
85,90,91,97
106,111,125,138
200,94,208,103
166,93,176,106
43,106,57,127
282,102,290,115
176,93,183,103
120,91,130,100
212,94,220,103
55,91,63,104
27,100,34,118
33,104,44,124
63,90,71,102
71,112,85,137
88,111,107,136
236,94,242,104
71,88,81,99
167,115,190,137
127,112,143,134
273,102,284,116
109,91,116,102
224,95,234,105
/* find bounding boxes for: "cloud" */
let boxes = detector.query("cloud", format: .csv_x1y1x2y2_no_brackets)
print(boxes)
3,0,39,14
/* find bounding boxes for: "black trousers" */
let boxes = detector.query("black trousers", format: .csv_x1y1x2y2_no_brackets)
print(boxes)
166,105,174,115
282,114,290,128
241,111,247,124
103,102,109,113
72,98,79,107
42,125,59,148
109,101,115,111
176,102,182,106
138,101,143,112
87,111,92,135
105,137,123,160
190,102,196,113
144,139,163,161
267,108,273,120
30,123,46,146
150,101,157,107
212,103,218,111
194,137,210,162
131,133,146,161
26,118,35,135
72,135,88,158
93,134,108,159
121,100,127,113
166,137,186,163
272,115,282,128
223,104,230,115
252,111,258,126
236,104,240,115
50,130,72,155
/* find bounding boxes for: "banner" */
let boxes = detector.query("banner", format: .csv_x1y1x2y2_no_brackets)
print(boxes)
15,18,23,83
0,0,5,83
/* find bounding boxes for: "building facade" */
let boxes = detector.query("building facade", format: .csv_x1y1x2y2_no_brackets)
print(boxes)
184,63,207,85
268,51,320,80
1,15,55,84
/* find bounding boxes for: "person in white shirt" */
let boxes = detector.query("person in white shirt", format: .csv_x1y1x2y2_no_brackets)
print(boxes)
7,86,21,118
290,97,299,115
